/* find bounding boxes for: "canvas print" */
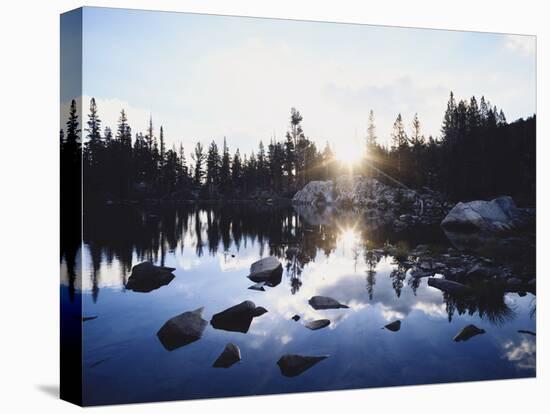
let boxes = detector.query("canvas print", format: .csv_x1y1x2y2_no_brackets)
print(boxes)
60,7,536,406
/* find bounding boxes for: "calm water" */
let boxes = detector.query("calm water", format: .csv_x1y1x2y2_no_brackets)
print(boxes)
61,204,536,406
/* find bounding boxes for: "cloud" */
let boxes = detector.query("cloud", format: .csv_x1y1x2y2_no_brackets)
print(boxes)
503,338,536,370
505,35,536,56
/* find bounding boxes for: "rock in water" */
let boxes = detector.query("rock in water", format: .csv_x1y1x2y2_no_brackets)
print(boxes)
248,257,283,287
277,354,328,377
291,315,301,322
126,261,176,293
384,320,401,332
441,196,532,232
518,330,536,336
305,319,330,330
210,301,268,333
428,278,471,295
157,307,208,351
453,324,486,342
248,282,266,291
212,343,241,368
308,296,349,310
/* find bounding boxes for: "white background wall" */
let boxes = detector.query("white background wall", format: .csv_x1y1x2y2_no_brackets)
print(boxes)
0,0,547,412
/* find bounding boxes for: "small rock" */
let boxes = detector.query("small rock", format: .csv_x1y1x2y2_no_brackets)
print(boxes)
277,354,328,377
517,330,536,336
213,343,241,368
305,319,330,330
126,262,176,293
82,316,98,322
211,301,268,333
428,278,471,295
248,282,266,291
308,296,349,310
453,324,485,342
157,307,208,351
291,315,301,322
248,257,283,287
384,320,401,332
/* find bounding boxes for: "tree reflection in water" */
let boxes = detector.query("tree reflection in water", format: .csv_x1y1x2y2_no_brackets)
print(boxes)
59,204,534,325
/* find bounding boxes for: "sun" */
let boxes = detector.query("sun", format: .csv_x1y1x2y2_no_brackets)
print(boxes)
334,144,364,165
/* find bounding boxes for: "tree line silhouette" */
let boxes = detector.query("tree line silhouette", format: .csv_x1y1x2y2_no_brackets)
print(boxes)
60,92,535,205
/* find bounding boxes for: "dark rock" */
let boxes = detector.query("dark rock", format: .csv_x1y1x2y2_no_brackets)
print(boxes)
157,307,208,351
384,320,401,332
82,316,98,322
248,257,283,287
305,319,330,330
126,261,175,293
518,330,536,336
213,343,241,368
308,296,349,310
248,282,266,291
465,264,492,280
211,301,268,333
277,354,328,377
453,324,486,342
428,278,471,295
291,315,301,322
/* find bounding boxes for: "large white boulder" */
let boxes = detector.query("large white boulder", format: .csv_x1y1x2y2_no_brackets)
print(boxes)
441,196,520,232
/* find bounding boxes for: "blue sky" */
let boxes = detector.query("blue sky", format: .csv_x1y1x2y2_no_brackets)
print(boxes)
64,6,536,158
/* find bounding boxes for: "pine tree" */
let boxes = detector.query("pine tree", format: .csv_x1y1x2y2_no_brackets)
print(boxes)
232,149,243,191
191,142,205,186
220,137,231,195
366,109,377,149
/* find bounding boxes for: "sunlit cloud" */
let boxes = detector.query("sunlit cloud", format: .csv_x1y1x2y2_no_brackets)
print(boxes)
505,35,536,56
503,338,536,370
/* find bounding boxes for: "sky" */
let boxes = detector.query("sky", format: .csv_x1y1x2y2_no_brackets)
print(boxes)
62,7,536,160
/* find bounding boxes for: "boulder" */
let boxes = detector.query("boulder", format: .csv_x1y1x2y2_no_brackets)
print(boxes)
428,278,471,295
441,196,528,232
308,296,349,310
212,343,241,368
277,354,328,377
210,301,268,333
304,319,331,330
384,320,401,332
126,262,175,293
248,257,283,287
157,307,208,351
453,324,486,342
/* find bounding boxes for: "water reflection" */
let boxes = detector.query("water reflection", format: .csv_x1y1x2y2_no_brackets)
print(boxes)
63,204,535,404
60,204,535,326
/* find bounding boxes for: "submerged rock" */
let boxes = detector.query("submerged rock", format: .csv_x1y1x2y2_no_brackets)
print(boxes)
247,257,283,287
384,320,401,332
308,296,349,310
277,354,328,377
518,330,536,336
305,319,330,330
453,324,486,342
210,301,268,333
157,307,208,351
212,343,241,368
428,278,471,295
126,261,176,292
291,315,301,322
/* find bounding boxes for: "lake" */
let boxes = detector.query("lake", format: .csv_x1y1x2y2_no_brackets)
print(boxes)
61,204,536,406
